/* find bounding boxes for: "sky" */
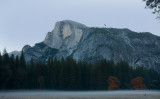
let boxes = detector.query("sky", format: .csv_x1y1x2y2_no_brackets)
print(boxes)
0,0,160,53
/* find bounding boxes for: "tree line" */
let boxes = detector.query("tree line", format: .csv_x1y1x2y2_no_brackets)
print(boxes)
0,49,160,90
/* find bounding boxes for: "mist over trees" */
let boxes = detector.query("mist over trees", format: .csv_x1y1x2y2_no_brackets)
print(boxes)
0,50,160,90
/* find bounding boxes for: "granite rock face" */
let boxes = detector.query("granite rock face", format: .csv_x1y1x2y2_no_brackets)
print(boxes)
10,42,58,63
10,20,160,71
23,42,58,63
71,28,160,71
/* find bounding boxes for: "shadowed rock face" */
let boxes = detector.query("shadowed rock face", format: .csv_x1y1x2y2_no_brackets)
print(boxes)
11,20,160,71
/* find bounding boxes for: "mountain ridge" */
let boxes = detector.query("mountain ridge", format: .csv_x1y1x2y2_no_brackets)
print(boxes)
10,20,160,71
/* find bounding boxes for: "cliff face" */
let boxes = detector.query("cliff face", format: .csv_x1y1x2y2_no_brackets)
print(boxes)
72,28,160,71
43,20,87,59
11,20,160,71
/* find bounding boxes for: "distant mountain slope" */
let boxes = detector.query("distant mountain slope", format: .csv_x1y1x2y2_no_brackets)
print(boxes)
10,20,160,71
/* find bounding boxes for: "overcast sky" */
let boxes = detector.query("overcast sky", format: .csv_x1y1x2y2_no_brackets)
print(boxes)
0,0,160,53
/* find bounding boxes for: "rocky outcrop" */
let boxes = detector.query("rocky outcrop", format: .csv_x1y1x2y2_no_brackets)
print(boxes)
44,20,87,59
22,45,31,52
10,20,160,71
9,51,21,58
19,42,58,63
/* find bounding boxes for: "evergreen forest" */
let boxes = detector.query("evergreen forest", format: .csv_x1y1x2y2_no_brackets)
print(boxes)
0,50,160,90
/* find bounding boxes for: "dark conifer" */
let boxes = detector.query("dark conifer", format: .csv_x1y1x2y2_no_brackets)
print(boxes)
0,52,2,66
19,51,26,69
15,55,19,68
0,54,160,90
2,48,9,65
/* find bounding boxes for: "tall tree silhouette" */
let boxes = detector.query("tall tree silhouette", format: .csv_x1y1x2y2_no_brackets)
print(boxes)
2,48,9,65
19,51,26,69
0,53,2,66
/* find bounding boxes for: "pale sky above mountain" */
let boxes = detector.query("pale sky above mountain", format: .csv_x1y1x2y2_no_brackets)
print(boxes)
0,0,160,53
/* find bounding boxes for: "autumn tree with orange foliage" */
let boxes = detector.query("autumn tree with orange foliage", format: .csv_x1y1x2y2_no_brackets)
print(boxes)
131,77,147,90
108,76,120,90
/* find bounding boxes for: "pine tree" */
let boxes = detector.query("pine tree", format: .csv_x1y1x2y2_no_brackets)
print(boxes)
19,51,26,69
0,52,2,66
30,58,34,66
0,49,12,89
15,55,19,68
2,48,7,56
2,48,9,65
9,54,15,70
